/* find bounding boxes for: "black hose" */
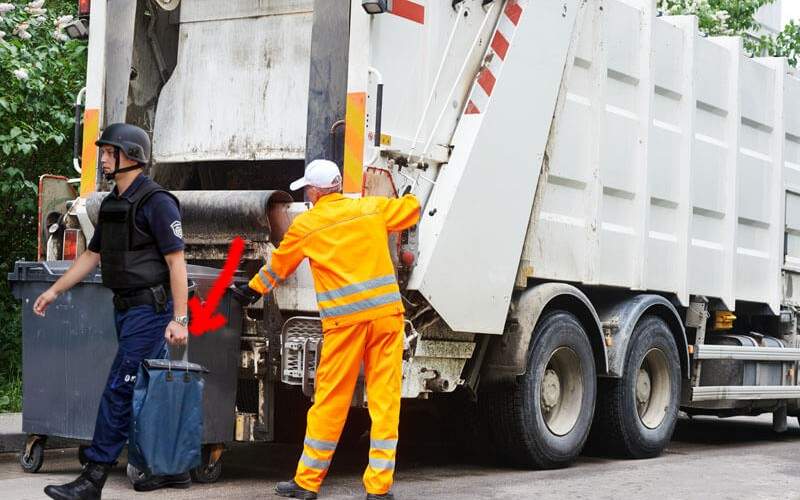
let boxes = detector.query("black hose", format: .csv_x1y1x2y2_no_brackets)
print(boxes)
73,102,84,168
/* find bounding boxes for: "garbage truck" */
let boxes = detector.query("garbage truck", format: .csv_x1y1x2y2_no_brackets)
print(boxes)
15,0,800,478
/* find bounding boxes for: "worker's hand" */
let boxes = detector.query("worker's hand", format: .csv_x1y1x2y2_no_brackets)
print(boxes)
32,288,59,317
165,320,188,347
230,283,262,306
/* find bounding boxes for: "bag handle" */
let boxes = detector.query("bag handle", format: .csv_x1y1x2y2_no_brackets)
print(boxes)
167,340,190,382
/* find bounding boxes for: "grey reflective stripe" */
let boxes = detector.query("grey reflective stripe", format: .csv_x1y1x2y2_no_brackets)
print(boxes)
266,266,281,284
319,292,402,318
258,269,274,291
316,275,397,303
259,266,281,291
300,452,330,470
370,439,398,450
368,458,395,470
305,437,337,452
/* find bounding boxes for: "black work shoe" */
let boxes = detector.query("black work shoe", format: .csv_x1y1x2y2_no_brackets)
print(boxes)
275,479,318,499
44,462,111,500
367,493,395,500
132,472,192,492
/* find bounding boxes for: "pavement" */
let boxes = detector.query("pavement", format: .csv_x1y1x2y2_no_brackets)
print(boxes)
2,413,800,499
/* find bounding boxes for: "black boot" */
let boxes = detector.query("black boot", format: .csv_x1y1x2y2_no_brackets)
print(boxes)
366,493,395,500
44,462,111,500
132,471,192,492
275,479,318,499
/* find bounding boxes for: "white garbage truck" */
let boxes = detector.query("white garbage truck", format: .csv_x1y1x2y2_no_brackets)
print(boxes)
32,0,800,474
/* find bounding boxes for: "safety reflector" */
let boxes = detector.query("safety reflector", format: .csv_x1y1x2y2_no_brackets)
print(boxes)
63,228,79,260
78,0,91,16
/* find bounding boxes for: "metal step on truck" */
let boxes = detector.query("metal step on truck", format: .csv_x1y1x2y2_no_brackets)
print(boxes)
16,0,800,479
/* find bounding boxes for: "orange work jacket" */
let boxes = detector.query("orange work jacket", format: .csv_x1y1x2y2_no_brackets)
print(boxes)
249,193,421,330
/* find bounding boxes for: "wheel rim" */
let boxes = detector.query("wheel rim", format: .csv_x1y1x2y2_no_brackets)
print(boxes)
540,346,583,436
636,348,670,429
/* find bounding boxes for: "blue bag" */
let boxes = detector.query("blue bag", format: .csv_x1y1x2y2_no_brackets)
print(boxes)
128,357,207,476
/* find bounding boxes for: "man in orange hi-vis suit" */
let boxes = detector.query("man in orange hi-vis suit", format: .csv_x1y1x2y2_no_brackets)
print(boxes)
232,159,420,500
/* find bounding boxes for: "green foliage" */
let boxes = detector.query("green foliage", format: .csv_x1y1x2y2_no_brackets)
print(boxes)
658,0,800,66
756,19,800,67
0,0,86,412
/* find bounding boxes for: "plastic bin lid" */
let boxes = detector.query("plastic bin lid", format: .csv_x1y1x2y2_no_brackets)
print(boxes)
8,260,242,284
8,261,103,283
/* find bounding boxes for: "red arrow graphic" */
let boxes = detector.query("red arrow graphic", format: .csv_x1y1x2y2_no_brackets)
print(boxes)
188,236,245,336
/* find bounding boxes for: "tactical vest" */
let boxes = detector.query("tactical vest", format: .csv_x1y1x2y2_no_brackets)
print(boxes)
98,177,179,290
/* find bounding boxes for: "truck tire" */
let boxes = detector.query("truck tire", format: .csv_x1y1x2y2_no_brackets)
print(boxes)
488,310,596,469
588,315,679,458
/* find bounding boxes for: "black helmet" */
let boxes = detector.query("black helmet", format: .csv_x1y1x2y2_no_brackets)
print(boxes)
95,123,151,165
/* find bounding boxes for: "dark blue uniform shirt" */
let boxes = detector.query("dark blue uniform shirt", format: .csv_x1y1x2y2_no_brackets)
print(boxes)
88,174,184,255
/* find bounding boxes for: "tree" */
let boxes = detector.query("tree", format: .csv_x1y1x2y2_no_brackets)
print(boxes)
0,0,86,412
658,0,800,66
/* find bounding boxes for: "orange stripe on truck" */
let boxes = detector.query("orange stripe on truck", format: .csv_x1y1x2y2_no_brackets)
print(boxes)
79,108,100,197
390,0,425,24
343,92,366,195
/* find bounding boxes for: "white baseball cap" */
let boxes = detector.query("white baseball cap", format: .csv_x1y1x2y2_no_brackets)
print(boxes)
290,159,343,191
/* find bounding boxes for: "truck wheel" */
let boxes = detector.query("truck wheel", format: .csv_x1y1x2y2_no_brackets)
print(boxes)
489,310,596,469
18,437,45,473
190,445,223,483
589,315,679,458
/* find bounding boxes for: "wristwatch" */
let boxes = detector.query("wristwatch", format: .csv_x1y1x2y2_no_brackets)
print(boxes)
172,315,189,327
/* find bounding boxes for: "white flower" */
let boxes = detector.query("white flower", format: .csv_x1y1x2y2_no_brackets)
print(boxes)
55,15,73,26
0,30,5,40
0,3,15,14
30,15,44,26
13,68,29,80
13,22,30,34
17,30,31,40
27,0,45,8
25,7,46,15
52,30,68,42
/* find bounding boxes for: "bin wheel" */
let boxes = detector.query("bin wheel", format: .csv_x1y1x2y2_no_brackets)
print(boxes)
126,463,149,486
19,436,46,473
190,444,223,483
78,445,90,466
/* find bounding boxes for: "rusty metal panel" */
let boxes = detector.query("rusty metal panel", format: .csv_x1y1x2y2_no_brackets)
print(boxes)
305,0,350,167
153,0,314,162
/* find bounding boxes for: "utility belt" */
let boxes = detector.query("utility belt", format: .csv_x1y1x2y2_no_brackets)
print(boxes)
112,284,171,313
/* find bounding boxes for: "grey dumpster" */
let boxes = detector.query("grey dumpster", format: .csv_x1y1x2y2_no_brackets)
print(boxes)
8,260,243,480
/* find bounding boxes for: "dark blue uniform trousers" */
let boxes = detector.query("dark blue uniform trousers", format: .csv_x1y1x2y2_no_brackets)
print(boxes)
83,302,172,464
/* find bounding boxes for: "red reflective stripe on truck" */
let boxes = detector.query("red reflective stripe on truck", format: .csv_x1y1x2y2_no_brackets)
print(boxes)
390,0,425,24
477,69,496,96
464,100,480,115
505,0,522,25
491,30,510,60
461,0,525,116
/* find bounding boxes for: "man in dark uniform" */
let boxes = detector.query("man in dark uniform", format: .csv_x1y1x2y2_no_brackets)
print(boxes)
32,123,191,499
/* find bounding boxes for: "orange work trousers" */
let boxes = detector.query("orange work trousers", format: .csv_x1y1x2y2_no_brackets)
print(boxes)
294,314,405,495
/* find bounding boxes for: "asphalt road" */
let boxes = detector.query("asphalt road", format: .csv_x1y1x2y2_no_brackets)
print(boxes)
1,414,799,499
